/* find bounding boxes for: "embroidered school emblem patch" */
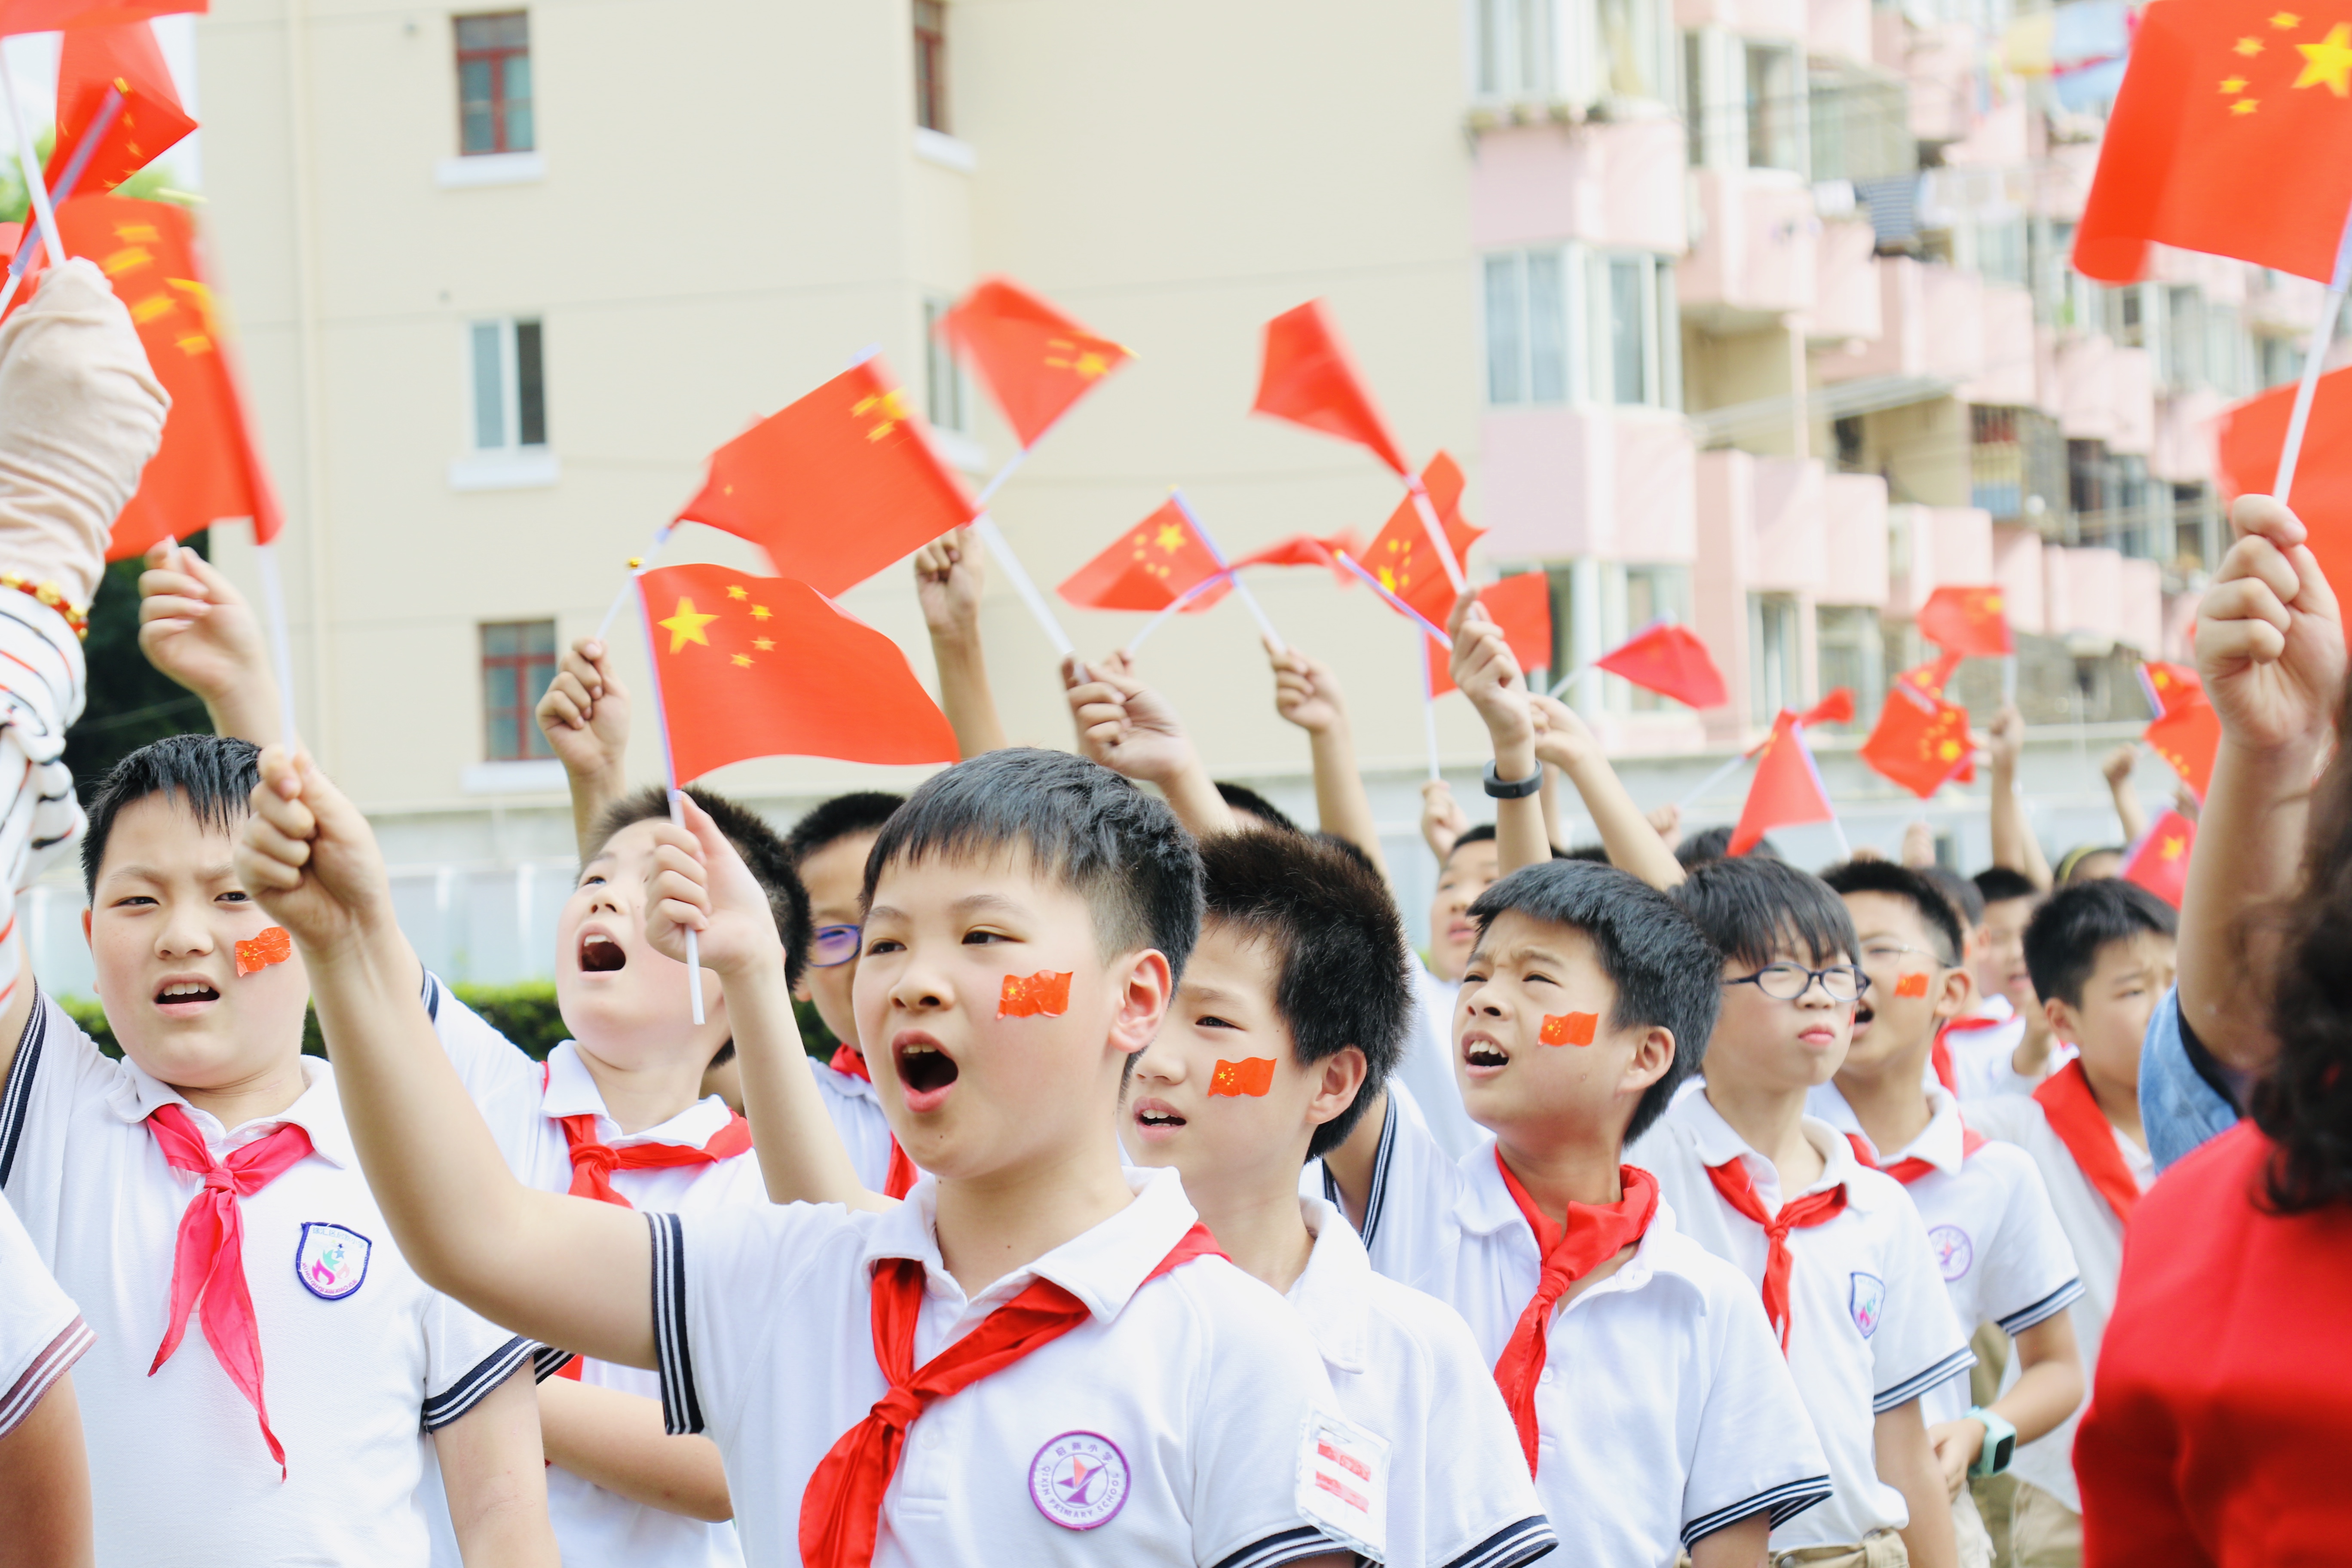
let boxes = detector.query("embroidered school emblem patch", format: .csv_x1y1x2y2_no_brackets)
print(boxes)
1929,1224,1975,1282
1848,1271,1885,1338
1029,1431,1129,1530
296,1222,371,1301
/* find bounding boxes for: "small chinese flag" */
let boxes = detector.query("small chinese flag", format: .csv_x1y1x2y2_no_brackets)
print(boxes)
1917,585,2012,657
1228,530,1363,586
1207,1058,1277,1097
43,21,196,199
1362,452,1484,628
56,198,282,558
1801,687,1857,727
1729,712,1839,856
1057,499,1231,615
1860,679,1974,799
2144,694,2222,801
1899,649,1968,699
1593,623,1731,710
2075,0,2352,283
940,278,1133,449
674,357,976,597
0,1,201,34
1250,298,1412,477
2216,366,2352,599
637,563,956,779
1429,572,1553,697
2138,659,2205,719
2120,809,2197,907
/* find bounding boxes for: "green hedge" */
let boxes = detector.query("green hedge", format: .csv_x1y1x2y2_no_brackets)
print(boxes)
59,982,840,1063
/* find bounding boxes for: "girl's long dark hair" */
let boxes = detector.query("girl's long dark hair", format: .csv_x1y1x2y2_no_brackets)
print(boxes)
2256,689,2352,1211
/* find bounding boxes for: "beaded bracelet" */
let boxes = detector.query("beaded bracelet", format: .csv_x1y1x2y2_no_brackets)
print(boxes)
1,573,90,639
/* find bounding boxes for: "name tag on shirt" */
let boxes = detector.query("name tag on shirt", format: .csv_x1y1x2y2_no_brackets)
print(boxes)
1296,1408,1389,1562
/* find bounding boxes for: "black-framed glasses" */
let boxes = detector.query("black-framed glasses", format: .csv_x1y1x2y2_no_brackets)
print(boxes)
811,923,861,968
1724,963,1870,1003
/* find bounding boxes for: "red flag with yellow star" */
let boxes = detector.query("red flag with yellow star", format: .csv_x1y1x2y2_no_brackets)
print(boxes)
1594,623,1731,710
2145,693,2222,800
1360,453,1484,627
1055,499,1232,614
1428,572,1553,697
43,21,196,199
1917,585,2012,657
2076,0,2352,282
637,564,956,778
1251,298,1413,476
55,198,282,558
2120,809,2197,906
940,278,1133,449
1860,677,1974,798
673,357,975,597
2138,659,2205,718
2216,364,2352,598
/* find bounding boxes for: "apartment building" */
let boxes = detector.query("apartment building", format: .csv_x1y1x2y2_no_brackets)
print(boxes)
32,0,2306,988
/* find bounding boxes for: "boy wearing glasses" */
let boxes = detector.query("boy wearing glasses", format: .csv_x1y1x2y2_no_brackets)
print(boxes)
1811,862,2086,1568
1633,857,1973,1568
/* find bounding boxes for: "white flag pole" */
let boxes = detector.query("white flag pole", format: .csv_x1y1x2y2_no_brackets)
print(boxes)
632,576,703,1025
2272,222,2352,505
1166,489,1284,654
1418,638,1442,782
0,40,66,270
0,86,123,316
1335,551,1454,648
974,513,1077,662
1548,663,1599,701
1406,477,1469,595
594,529,670,645
254,543,302,748
1676,749,1755,810
1123,569,1233,657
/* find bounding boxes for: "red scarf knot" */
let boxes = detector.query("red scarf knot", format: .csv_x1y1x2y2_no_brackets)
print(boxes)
2033,1059,2144,1225
826,1047,919,1200
557,1111,754,1208
1705,1155,1848,1354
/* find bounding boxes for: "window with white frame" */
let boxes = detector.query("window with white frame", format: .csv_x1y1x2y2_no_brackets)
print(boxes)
1484,246,1679,410
1743,41,1804,173
1611,564,1691,711
469,318,546,451
1749,592,1800,724
922,296,967,433
1593,251,1678,408
1473,0,1557,100
1590,0,1672,103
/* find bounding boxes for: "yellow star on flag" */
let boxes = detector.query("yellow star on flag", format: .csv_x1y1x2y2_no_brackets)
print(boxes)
726,585,748,600
753,637,775,651
2295,21,2352,92
2223,75,2250,90
2160,834,2187,859
2237,34,2267,53
1155,522,1186,553
2275,9,2303,27
731,654,753,668
659,597,718,653
750,604,771,620
2235,98,2262,112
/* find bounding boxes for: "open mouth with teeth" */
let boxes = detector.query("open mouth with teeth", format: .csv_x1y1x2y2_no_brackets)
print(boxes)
1133,1104,1186,1135
894,1039,960,1102
156,980,220,1007
1463,1037,1512,1070
578,932,626,974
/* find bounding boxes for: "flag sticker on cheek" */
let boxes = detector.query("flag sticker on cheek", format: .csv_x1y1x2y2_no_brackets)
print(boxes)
235,926,293,977
1894,974,1929,998
1539,1012,1599,1047
999,971,1074,1018
1208,1058,1277,1097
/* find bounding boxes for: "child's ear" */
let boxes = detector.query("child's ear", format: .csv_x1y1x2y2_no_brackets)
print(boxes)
1106,949,1173,1059
1624,1026,1674,1095
2043,995,2081,1045
1306,1047,1368,1129
80,907,92,949
1934,967,1971,1021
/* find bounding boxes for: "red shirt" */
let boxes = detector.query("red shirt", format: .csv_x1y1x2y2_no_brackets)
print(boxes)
2077,1121,2352,1567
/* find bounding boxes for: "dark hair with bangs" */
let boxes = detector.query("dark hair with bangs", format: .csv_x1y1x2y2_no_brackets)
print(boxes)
1672,856,1857,973
1973,866,2040,908
1920,865,1984,928
591,786,815,991
784,790,903,867
863,748,1204,982
1674,824,1784,870
82,734,261,899
2022,878,2175,1010
1470,861,1724,1140
1215,781,1301,836
1821,860,1966,968
1199,831,1410,1158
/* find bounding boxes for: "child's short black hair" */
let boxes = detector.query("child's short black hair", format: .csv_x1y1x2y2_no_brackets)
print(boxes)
1672,856,1857,972
1199,831,1409,1158
1820,860,1965,968
1313,832,1378,875
1470,861,1724,1141
784,790,903,867
2022,878,2177,1009
1973,866,2041,907
1559,844,1611,864
865,748,1204,982
592,786,815,990
1674,825,1784,869
1919,864,1984,928
1215,781,1301,835
81,735,261,898
1449,823,1497,855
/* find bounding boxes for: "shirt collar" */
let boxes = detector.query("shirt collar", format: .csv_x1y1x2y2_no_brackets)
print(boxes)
1289,1195,1371,1373
1811,1081,1969,1177
107,1052,354,1169
862,1164,1202,1326
1455,1148,1708,1304
1669,1086,1874,1209
540,1040,736,1150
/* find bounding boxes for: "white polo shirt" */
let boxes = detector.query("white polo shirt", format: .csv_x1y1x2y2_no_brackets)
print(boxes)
0,989,536,1568
1807,1083,2084,1424
812,1055,900,1194
1289,1194,1555,1568
653,1164,1360,1568
1964,1092,2153,1513
1629,1090,1974,1551
1401,961,1484,1159
1323,1094,1833,1560
0,1187,90,1438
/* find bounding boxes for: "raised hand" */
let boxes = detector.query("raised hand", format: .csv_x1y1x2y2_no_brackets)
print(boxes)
2196,494,2347,756
1901,820,1937,869
1421,778,1469,860
136,540,279,743
1646,801,1683,853
534,638,631,783
913,526,986,639
643,797,786,979
2099,743,2140,789
1270,642,1348,736
1526,692,1601,772
1447,590,1533,754
1062,653,1194,787
1986,703,2026,774
236,747,397,958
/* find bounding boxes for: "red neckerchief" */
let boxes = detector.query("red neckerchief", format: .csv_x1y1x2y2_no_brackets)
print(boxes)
556,1110,753,1206
1934,1012,2009,1095
1844,1124,1988,1186
144,1103,315,1476
1490,1153,1658,1474
830,1045,918,1200
2034,1059,2144,1225
799,1222,1225,1568
1705,1157,1849,1353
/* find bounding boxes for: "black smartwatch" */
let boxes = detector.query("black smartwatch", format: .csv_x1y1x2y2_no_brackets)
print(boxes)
1482,761,1543,799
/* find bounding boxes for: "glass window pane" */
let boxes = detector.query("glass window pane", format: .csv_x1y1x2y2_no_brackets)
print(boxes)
457,12,527,51
514,321,545,447
471,322,506,450
1526,251,1566,402
1598,0,1651,99
1610,257,1647,406
1517,0,1551,95
1478,0,1504,95
1485,255,1525,404
459,59,495,153
501,55,533,151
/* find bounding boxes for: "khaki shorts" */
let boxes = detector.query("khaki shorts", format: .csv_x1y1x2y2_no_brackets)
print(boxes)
1769,1528,1909,1568
2009,1480,2082,1568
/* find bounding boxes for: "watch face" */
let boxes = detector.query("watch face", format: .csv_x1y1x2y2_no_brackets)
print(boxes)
1992,1433,2016,1471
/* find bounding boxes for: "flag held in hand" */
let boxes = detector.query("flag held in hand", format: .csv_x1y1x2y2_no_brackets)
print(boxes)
674,357,976,598
1250,298,1412,476
2217,366,2352,597
638,564,956,779
2074,0,2352,283
1362,453,1484,628
1593,623,1731,710
2138,659,2204,718
1228,530,1363,585
44,21,196,199
940,278,1133,449
1057,499,1232,615
2144,693,2221,801
1729,712,1839,856
2120,808,2197,906
1860,678,1974,798
1917,585,2012,657
1430,573,1553,697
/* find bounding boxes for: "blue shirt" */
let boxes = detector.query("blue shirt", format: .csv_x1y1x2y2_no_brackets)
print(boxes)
2140,986,2246,1172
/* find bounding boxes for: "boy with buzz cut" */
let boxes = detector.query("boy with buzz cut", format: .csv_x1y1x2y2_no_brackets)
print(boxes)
1810,861,2088,1568
242,744,1367,1568
1964,879,2175,1567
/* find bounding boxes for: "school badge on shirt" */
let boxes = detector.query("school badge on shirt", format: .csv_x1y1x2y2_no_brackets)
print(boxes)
1849,1271,1885,1338
1029,1431,1130,1530
296,1222,371,1301
1929,1224,1974,1282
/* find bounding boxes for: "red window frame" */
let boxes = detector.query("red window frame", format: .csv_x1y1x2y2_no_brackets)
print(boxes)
480,621,556,762
457,12,532,155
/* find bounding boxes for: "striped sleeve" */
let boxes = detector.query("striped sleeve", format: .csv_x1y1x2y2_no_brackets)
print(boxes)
1680,1475,1833,1546
1874,1345,1980,1414
1211,1526,1351,1568
0,1314,92,1438
1997,1277,2086,1336
421,1334,536,1431
0,1189,88,1438
1442,1515,1559,1567
649,1211,704,1436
